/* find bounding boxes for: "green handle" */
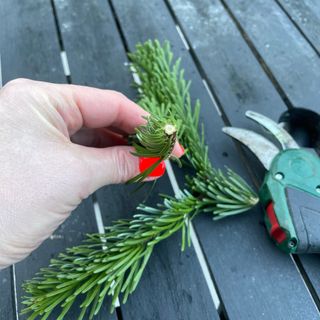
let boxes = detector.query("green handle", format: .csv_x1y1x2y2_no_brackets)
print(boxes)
259,149,320,253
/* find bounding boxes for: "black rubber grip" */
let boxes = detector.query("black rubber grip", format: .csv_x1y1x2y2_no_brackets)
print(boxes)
286,187,320,253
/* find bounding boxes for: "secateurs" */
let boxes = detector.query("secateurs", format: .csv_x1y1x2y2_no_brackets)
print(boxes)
223,111,320,254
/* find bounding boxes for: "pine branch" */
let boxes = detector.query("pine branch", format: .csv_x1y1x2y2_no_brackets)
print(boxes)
21,192,197,320
22,40,259,319
129,40,258,215
187,169,259,218
127,114,180,184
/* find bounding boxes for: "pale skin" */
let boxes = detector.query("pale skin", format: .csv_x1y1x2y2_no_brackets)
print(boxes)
0,78,184,269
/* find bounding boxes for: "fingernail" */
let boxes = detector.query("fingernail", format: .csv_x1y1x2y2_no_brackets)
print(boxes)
179,143,185,155
139,157,166,177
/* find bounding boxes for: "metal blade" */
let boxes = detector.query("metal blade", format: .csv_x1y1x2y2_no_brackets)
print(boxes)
222,127,280,170
245,110,299,149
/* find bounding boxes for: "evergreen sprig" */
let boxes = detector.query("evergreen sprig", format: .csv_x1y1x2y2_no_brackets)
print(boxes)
127,114,180,184
22,191,197,320
129,40,258,214
22,40,258,319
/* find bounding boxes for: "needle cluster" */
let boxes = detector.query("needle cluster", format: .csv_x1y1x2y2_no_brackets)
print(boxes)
22,40,258,320
127,114,180,183
129,40,258,214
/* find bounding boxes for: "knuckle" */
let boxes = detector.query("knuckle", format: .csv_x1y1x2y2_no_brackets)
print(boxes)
7,78,30,85
4,78,30,89
1,78,31,97
113,148,135,183
110,90,127,101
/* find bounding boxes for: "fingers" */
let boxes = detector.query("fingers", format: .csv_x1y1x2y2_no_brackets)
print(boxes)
76,145,144,193
172,142,185,158
7,80,185,158
52,83,185,157
75,142,185,195
76,141,180,193
55,83,149,134
71,128,127,148
72,128,185,159
5,79,149,135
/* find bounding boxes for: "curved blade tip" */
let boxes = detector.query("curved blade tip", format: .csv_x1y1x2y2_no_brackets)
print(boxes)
222,126,246,136
245,110,262,119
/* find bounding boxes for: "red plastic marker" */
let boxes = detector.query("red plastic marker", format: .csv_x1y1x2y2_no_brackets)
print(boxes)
265,202,287,244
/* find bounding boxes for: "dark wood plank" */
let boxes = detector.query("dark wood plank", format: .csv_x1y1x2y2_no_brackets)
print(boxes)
168,0,320,317
54,0,218,318
169,0,287,120
166,0,287,167
97,180,219,320
0,268,15,320
0,4,16,317
53,0,132,95
113,0,320,319
0,1,65,83
299,255,320,298
0,1,112,319
217,0,320,305
16,200,114,320
222,0,320,112
277,0,320,54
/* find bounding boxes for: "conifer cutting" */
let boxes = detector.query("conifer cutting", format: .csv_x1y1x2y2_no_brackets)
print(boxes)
22,40,258,320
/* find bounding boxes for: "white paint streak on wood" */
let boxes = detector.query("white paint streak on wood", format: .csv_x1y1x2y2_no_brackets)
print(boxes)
93,199,120,308
60,51,71,76
176,24,190,50
202,79,222,116
130,67,220,311
12,264,20,320
165,160,221,309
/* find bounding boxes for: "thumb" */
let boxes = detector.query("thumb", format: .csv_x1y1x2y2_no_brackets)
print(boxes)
75,145,141,194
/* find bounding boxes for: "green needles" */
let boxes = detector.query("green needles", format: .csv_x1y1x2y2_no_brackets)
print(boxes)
22,40,258,320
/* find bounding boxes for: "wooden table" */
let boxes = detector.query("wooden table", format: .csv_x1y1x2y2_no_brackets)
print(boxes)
1,1,320,319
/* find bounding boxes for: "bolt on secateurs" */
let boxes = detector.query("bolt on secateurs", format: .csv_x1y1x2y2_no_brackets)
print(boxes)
223,111,320,254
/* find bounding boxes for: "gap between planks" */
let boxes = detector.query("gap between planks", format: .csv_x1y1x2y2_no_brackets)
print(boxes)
58,0,320,315
218,0,294,110
290,254,320,313
12,264,19,320
165,161,221,310
92,195,121,308
175,18,223,118
130,64,221,311
274,0,320,57
59,42,122,310
217,0,320,310
8,5,222,315
165,0,320,312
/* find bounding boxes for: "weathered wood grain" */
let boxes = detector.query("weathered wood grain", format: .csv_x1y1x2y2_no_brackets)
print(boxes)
54,0,218,318
209,0,320,310
0,0,65,83
15,200,114,320
222,0,320,112
0,1,110,319
1,0,320,319
277,0,320,54
97,180,219,320
54,0,132,95
0,268,15,320
112,0,320,318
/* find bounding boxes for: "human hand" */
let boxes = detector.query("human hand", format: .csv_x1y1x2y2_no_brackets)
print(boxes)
0,79,184,269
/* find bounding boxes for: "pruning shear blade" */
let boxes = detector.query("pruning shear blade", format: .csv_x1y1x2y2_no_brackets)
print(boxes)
222,127,279,170
245,110,299,150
